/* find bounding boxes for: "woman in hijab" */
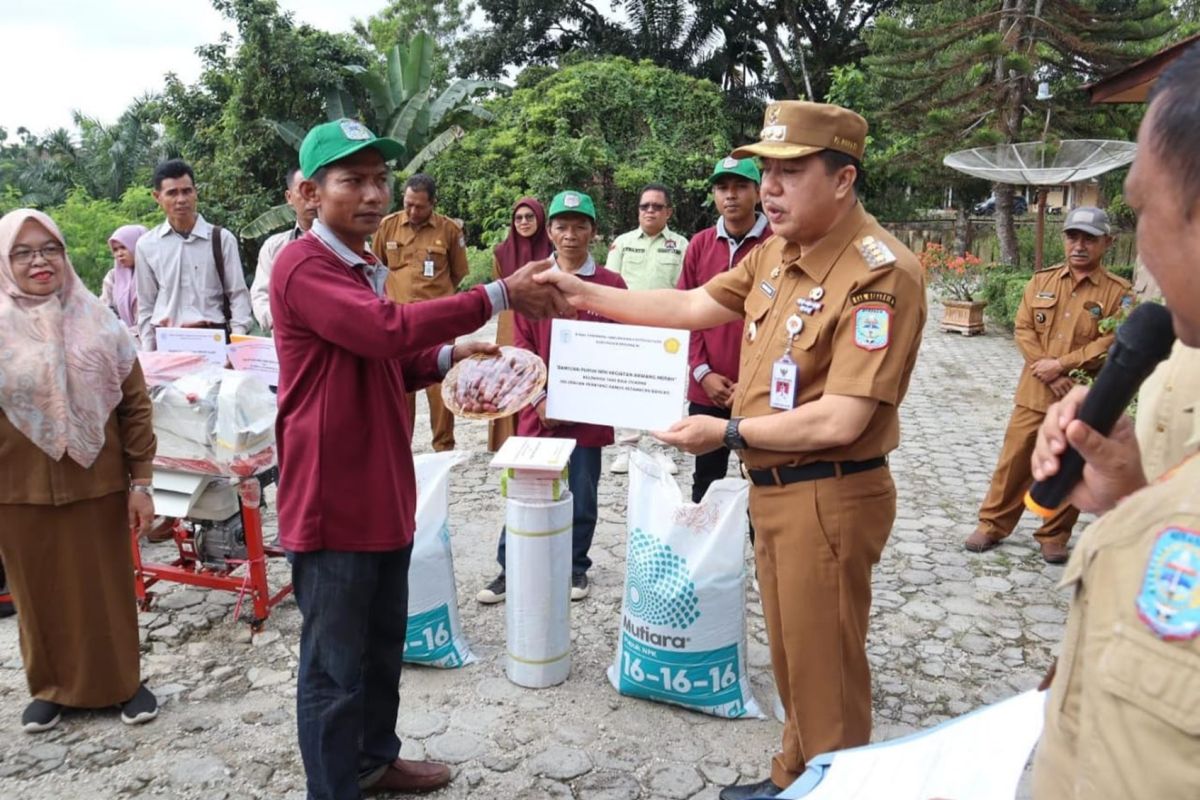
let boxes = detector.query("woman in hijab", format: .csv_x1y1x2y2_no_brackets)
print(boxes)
99,224,147,342
487,197,553,451
0,209,158,733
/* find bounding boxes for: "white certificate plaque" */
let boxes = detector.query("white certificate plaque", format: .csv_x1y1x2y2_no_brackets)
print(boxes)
545,319,688,431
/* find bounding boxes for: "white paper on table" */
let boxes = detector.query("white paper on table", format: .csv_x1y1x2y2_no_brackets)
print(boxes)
227,335,279,387
545,319,689,431
156,327,227,367
781,689,1046,800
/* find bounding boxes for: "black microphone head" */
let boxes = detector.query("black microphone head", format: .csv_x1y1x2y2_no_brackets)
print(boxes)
1115,302,1177,365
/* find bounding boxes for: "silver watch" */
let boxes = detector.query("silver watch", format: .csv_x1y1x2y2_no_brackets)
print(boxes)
131,484,154,497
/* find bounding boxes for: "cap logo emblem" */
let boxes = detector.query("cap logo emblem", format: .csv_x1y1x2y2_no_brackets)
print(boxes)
761,125,787,142
564,193,581,208
722,157,739,168
1074,210,1095,223
766,105,781,125
339,119,372,141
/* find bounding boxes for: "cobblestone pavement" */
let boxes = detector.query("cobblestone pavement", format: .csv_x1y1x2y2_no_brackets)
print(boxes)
0,301,1071,799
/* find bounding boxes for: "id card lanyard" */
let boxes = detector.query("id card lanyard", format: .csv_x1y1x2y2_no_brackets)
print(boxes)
769,314,805,411
423,249,436,278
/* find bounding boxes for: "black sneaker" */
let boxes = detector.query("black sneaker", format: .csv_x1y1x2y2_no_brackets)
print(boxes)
21,699,62,733
476,574,506,605
120,684,158,726
570,572,589,601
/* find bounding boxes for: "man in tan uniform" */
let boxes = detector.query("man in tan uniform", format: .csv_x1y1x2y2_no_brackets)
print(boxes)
1135,341,1200,480
371,174,469,451
538,101,926,799
966,207,1132,563
1029,42,1200,799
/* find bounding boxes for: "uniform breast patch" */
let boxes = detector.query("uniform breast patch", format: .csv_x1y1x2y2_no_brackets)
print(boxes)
1136,527,1200,641
759,281,776,300
854,305,891,351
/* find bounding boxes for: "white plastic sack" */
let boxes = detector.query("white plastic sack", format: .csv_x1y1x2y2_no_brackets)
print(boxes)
405,451,476,668
608,451,762,718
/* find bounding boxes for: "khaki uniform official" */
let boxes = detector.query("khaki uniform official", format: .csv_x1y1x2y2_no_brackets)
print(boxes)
975,260,1132,549
1032,448,1200,798
704,102,927,788
371,210,469,451
1135,341,1200,480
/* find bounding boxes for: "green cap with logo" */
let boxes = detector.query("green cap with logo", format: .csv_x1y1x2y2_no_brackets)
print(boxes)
299,118,406,179
546,190,596,221
708,156,761,185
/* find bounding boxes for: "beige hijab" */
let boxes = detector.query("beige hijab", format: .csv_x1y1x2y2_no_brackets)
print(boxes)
0,209,138,467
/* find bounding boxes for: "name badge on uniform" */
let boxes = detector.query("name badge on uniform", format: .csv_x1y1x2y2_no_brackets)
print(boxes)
423,257,436,278
760,281,776,300
769,352,798,411
385,241,399,250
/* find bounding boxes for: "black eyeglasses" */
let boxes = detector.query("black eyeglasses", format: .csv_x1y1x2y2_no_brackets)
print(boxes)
638,203,667,212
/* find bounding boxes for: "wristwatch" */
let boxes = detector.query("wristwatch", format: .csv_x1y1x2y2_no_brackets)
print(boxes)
723,417,748,451
131,484,154,497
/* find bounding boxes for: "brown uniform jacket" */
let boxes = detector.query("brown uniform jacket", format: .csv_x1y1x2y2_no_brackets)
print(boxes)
704,202,926,470
371,211,470,303
0,362,156,506
1013,265,1132,413
1135,342,1200,481
1032,451,1200,799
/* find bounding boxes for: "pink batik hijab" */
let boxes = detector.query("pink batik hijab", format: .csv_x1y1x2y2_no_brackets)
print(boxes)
0,209,138,467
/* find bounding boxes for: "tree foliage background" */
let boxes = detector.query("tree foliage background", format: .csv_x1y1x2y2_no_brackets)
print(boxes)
0,0,1194,292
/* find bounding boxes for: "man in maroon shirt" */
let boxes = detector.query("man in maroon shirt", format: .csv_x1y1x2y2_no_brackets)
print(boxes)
270,119,570,800
477,190,628,605
677,157,772,506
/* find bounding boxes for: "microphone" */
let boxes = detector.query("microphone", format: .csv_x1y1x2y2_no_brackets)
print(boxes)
1025,302,1176,517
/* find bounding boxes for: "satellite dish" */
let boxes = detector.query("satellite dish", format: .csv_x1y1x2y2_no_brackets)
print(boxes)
943,139,1136,186
943,139,1136,270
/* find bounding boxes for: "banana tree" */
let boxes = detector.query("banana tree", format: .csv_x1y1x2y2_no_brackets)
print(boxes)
245,32,505,239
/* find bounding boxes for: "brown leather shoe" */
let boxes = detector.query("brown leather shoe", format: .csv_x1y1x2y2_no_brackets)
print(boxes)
365,758,452,794
1039,539,1069,564
964,528,1001,553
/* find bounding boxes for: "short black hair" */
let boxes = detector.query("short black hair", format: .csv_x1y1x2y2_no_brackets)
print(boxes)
153,158,195,190
1147,42,1200,216
818,150,866,194
404,173,437,201
639,183,672,207
286,166,304,189
310,167,329,186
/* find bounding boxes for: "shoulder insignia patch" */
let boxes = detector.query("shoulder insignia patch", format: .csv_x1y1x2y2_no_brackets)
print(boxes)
854,305,891,350
850,290,896,308
857,236,896,270
1121,294,1135,310
1136,527,1200,641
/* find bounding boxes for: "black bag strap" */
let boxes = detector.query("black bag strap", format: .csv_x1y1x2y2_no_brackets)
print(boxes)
210,225,232,327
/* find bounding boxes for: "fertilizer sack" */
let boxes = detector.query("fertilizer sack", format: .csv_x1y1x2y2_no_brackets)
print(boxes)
406,451,476,668
608,451,762,718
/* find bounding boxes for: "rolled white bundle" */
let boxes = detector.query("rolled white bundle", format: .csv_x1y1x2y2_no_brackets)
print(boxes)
504,493,573,688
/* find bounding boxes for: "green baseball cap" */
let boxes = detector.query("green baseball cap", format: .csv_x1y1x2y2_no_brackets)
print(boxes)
708,156,761,185
299,119,406,178
546,190,596,221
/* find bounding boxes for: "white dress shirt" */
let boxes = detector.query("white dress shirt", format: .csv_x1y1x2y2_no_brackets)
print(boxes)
250,225,303,333
135,214,253,349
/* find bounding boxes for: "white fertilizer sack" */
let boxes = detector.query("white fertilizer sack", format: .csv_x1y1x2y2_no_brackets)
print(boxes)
405,451,475,668
608,451,762,718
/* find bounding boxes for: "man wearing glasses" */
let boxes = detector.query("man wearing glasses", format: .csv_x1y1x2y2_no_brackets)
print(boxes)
607,183,689,473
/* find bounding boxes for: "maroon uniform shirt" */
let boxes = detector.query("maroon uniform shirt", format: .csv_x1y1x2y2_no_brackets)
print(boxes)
271,227,498,552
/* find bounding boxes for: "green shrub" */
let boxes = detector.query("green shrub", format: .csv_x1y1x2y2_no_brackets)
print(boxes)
461,247,495,290
50,187,161,294
981,267,1032,330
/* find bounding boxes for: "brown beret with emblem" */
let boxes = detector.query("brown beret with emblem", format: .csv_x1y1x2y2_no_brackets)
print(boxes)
732,101,868,161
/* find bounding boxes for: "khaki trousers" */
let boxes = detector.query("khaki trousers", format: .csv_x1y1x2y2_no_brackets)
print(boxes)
749,466,896,786
407,384,456,452
978,405,1079,545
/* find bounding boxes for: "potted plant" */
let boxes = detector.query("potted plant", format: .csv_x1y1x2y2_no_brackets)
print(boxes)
919,242,989,335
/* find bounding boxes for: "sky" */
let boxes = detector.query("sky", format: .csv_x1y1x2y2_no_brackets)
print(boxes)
1,0,387,135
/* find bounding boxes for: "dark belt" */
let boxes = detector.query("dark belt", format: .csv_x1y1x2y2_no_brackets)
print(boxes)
744,456,887,487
